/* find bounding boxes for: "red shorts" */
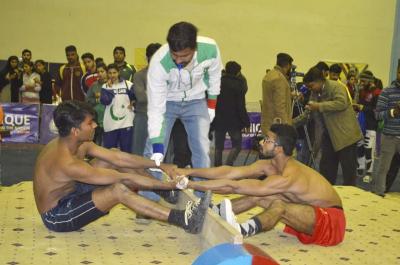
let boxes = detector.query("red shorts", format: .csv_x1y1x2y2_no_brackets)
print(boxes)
284,206,346,246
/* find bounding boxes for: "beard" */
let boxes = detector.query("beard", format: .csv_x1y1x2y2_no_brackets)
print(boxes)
258,148,275,160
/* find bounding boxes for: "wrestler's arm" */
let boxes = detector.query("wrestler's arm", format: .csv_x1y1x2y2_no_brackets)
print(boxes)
175,160,275,180
84,141,175,173
63,159,176,190
187,174,291,196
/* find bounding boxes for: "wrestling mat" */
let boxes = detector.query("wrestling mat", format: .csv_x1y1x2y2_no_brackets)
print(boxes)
0,182,399,265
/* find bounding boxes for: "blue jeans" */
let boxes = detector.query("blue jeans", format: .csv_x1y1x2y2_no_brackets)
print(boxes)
141,99,210,199
132,112,148,156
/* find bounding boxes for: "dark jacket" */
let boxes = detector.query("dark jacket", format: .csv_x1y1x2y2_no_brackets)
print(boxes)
213,74,249,130
0,67,22,102
56,62,85,101
39,71,53,104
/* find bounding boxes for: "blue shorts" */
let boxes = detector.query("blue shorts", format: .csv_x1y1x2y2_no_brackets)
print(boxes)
41,182,107,232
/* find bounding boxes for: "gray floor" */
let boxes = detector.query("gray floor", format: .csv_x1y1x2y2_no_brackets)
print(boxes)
0,143,399,192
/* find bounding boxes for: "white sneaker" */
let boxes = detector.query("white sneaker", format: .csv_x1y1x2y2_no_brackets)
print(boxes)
220,199,241,233
363,175,372,183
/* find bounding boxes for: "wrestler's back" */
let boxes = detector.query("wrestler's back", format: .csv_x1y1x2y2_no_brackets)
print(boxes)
33,138,77,214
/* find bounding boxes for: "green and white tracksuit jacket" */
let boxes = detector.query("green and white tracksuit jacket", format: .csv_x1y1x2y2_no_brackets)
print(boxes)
147,36,223,148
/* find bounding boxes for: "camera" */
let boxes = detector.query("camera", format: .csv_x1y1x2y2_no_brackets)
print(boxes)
290,65,305,78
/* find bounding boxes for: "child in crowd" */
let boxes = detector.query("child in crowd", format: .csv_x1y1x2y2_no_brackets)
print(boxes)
86,63,107,146
100,63,135,152
20,61,41,103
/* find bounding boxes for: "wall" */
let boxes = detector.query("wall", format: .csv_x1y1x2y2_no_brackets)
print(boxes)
0,0,396,107
390,0,400,82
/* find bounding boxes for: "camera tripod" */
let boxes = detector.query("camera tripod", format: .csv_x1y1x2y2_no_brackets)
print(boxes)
290,69,317,168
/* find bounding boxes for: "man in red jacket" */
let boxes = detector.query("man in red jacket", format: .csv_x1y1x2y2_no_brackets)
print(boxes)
56,45,85,101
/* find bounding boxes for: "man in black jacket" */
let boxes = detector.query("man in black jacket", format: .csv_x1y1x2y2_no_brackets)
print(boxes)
213,61,249,166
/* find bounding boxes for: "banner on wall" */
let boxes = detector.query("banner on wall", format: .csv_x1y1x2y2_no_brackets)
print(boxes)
0,103,39,143
40,104,58,144
223,112,261,150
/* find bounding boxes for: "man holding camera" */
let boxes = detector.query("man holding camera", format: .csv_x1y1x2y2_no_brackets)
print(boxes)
303,67,362,186
372,66,400,197
261,53,294,135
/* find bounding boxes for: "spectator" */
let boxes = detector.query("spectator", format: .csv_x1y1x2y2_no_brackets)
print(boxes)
346,72,357,100
372,65,400,197
329,63,342,81
354,71,381,182
81,53,99,96
20,61,41,103
213,61,249,166
315,61,329,79
21,49,32,64
131,43,161,155
56,45,85,101
113,46,136,81
35,60,54,104
329,63,353,103
385,153,400,193
101,63,135,152
0,56,22,102
95,57,105,66
261,53,294,135
86,63,107,146
303,67,362,185
19,49,32,70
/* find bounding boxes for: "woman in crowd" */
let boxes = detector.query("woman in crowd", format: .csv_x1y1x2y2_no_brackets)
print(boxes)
20,61,41,103
0,56,22,102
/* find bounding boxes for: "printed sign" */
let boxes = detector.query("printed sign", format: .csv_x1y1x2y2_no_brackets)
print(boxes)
224,112,261,150
0,103,39,143
40,104,58,144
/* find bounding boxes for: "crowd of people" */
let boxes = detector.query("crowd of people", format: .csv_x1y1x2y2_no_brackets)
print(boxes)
261,53,400,197
1,20,399,247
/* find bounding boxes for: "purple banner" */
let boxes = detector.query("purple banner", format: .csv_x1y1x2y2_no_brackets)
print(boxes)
224,112,261,150
40,104,58,144
0,103,39,143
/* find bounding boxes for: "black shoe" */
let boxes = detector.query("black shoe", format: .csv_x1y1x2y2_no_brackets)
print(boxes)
183,191,212,234
154,190,180,204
